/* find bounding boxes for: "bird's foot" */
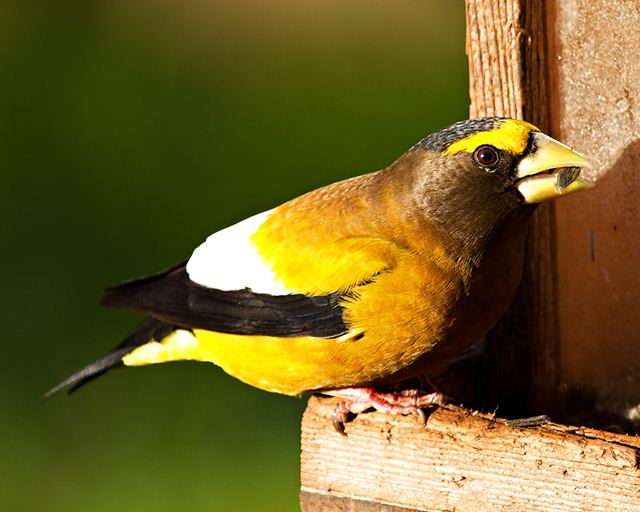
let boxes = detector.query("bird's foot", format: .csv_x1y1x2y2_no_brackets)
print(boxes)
324,387,446,436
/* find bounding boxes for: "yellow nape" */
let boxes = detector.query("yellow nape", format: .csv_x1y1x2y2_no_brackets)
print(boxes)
443,119,540,156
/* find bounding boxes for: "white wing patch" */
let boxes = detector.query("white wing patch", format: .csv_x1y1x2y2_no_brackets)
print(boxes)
186,209,293,295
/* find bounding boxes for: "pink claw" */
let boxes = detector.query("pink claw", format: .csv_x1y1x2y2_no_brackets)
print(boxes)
324,387,446,435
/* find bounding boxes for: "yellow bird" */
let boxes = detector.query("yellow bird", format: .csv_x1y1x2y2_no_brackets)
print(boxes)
47,117,592,430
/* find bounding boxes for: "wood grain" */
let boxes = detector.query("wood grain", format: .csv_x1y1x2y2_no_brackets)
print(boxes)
465,0,560,416
300,397,640,512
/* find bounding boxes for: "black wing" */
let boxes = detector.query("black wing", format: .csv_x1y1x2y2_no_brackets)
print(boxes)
99,264,349,338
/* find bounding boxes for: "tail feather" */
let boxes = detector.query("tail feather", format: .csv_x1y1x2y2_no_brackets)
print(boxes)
43,348,132,399
44,317,176,398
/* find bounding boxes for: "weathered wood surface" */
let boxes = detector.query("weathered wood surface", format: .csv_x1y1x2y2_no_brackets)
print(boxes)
548,1,640,430
300,397,640,512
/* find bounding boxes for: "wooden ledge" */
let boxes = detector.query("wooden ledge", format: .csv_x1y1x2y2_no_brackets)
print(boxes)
300,396,640,511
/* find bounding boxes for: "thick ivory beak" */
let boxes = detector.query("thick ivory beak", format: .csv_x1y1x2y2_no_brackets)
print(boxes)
516,132,594,203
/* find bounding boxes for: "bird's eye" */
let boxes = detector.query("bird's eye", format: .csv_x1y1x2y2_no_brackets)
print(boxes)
473,145,499,169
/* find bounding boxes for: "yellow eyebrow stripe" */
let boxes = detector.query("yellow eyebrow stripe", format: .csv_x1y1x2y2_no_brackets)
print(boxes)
443,119,540,156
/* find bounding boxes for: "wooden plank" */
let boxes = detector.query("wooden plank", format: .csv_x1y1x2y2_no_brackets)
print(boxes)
547,1,640,430
300,397,640,512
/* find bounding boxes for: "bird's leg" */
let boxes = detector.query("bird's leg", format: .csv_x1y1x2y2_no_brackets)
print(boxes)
324,386,446,435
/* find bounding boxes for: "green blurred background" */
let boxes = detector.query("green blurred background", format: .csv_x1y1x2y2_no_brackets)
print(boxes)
2,1,467,510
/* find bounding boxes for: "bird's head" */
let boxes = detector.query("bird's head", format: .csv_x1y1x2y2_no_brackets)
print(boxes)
400,117,594,255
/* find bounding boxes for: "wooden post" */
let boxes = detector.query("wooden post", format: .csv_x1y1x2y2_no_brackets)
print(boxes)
466,0,561,417
467,0,559,416
300,1,640,509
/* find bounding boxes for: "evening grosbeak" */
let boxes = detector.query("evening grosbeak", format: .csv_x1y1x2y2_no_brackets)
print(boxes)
47,117,592,429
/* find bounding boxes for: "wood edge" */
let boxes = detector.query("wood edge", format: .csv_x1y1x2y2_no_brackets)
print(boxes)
302,395,640,451
300,489,421,512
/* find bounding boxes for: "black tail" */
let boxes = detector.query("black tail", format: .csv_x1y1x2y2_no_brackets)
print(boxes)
44,317,176,398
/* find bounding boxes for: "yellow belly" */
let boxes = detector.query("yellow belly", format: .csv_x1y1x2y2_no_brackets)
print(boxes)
122,327,418,395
